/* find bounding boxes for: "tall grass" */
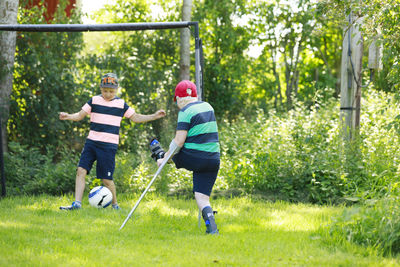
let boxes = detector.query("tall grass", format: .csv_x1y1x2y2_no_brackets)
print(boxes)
327,196,400,256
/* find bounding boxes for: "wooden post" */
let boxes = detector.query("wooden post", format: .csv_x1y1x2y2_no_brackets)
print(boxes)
340,14,363,140
0,117,5,197
368,37,382,73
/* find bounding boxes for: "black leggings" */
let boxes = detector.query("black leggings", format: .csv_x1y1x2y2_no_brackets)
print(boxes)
173,152,220,196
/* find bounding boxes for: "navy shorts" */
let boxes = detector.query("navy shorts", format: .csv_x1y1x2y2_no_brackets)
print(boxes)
173,152,220,196
78,141,117,180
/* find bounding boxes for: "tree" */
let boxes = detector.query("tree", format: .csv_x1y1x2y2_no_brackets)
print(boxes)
8,0,84,153
193,0,252,117
316,0,400,93
0,0,19,153
88,0,181,148
246,0,343,112
277,1,315,110
180,0,192,80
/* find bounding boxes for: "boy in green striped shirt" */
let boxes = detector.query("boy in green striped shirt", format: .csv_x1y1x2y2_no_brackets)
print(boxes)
154,80,220,234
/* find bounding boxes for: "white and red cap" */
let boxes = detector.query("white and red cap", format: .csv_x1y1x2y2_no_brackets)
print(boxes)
174,80,197,102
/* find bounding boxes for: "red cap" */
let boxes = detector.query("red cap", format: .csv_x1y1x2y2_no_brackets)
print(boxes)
174,80,197,102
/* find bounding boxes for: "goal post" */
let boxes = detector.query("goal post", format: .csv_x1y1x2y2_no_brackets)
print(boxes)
0,21,203,97
0,21,204,197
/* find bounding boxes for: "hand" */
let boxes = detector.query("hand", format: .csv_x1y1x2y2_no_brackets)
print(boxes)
59,112,69,120
155,109,166,119
157,158,164,167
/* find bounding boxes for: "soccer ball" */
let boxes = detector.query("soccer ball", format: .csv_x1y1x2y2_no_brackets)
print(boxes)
88,186,113,208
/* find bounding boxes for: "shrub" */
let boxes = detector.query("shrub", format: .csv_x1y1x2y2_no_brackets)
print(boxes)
5,89,400,205
328,196,400,255
4,142,78,195
217,89,400,204
218,99,345,203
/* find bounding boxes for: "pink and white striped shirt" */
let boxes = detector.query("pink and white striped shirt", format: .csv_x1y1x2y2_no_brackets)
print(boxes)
82,95,135,148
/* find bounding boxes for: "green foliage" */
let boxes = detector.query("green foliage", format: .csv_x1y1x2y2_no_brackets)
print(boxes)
193,0,252,117
217,89,400,203
217,97,344,203
9,0,86,152
8,0,349,157
348,90,400,200
208,0,343,114
6,89,400,207
73,0,182,147
10,0,400,156
328,196,400,256
4,142,78,195
317,0,400,94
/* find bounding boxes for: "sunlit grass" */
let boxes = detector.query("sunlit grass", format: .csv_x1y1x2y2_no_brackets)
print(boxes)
0,194,399,266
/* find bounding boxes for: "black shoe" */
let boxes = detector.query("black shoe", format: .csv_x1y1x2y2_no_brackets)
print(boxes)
205,223,219,235
149,138,165,161
202,207,219,235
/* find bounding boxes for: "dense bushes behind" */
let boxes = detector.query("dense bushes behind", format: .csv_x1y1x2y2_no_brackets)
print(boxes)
4,142,78,195
4,89,400,205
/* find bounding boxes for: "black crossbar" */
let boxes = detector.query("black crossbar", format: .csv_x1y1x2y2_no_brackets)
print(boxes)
0,21,196,32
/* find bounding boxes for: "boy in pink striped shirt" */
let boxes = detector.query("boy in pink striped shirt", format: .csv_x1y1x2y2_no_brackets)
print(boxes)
59,73,165,210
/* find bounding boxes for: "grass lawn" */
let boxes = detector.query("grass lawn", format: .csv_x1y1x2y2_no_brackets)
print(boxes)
0,194,399,266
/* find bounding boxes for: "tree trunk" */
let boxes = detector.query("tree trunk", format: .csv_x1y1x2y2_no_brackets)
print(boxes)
0,0,19,153
271,50,282,109
284,53,293,110
179,0,192,81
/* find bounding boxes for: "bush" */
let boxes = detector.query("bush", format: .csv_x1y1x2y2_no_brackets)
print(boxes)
4,142,78,195
217,89,400,204
328,196,400,255
5,89,400,206
217,99,345,203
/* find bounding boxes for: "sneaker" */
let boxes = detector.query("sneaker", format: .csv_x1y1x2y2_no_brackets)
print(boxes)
202,208,219,234
205,221,219,235
112,204,121,210
149,138,165,161
60,201,81,210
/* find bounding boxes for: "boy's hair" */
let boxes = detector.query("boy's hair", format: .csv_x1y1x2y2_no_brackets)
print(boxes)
176,96,198,109
100,73,119,89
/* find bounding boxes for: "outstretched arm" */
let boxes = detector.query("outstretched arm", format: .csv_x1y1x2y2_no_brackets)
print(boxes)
129,109,166,123
59,110,88,121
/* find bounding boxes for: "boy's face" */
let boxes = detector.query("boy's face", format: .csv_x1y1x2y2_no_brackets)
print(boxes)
101,87,117,101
